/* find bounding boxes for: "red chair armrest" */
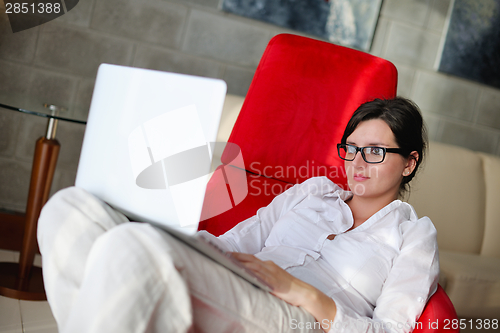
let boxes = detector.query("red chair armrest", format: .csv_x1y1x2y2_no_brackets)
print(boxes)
414,285,458,333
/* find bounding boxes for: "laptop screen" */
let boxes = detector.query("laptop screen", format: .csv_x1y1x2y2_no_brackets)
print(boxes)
76,64,227,234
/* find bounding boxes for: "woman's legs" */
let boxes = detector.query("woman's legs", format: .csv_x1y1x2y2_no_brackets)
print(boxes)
150,226,321,333
38,187,192,332
38,187,321,333
37,186,129,328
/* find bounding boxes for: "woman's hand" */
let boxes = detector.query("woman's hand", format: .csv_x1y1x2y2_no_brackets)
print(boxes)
230,252,311,307
230,252,338,332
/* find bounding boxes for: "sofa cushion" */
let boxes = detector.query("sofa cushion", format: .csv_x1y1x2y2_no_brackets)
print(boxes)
439,250,500,318
479,153,500,259
408,142,485,254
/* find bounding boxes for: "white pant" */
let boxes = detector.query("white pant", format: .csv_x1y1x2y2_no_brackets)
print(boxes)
37,187,321,333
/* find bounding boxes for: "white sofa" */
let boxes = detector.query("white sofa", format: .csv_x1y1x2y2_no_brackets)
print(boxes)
408,141,500,319
218,94,500,319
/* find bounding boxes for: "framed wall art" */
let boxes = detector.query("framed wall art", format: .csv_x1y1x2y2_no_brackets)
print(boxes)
437,0,500,89
221,0,383,52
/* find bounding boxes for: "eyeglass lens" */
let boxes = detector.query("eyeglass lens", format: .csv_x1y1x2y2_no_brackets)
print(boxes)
339,145,385,163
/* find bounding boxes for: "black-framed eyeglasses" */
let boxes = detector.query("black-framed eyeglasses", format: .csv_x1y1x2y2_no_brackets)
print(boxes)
337,143,406,164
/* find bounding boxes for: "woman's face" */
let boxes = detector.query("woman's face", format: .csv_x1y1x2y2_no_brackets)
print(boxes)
344,119,416,201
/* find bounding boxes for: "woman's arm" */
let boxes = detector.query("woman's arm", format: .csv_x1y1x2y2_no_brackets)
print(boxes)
330,217,439,333
233,216,439,333
231,252,337,332
369,217,440,330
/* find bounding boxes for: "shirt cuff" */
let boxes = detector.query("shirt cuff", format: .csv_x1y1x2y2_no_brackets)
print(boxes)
196,230,234,252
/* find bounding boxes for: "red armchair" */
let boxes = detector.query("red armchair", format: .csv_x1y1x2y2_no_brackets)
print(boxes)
199,33,458,332
414,285,459,332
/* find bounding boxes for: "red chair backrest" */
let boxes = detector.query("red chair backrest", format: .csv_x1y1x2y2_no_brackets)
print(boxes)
199,34,397,235
223,34,397,187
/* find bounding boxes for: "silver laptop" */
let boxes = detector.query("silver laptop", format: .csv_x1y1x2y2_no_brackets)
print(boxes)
76,64,271,292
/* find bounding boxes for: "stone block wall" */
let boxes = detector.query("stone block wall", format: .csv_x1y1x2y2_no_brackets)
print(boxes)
0,0,499,212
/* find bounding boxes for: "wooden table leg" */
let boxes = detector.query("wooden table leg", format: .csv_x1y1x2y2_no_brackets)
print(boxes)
0,122,60,300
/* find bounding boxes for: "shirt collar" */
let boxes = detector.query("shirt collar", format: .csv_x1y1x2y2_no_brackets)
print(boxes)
322,184,353,202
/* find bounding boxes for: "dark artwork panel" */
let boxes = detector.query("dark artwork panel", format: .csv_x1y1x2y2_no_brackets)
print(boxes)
221,0,382,52
438,0,500,89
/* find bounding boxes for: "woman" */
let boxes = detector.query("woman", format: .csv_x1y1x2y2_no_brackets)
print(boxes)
38,97,438,333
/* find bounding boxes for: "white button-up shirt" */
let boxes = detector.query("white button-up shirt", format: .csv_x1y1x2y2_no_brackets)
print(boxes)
201,176,439,333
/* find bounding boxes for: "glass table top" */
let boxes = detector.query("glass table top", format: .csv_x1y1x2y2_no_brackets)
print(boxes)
0,101,87,125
